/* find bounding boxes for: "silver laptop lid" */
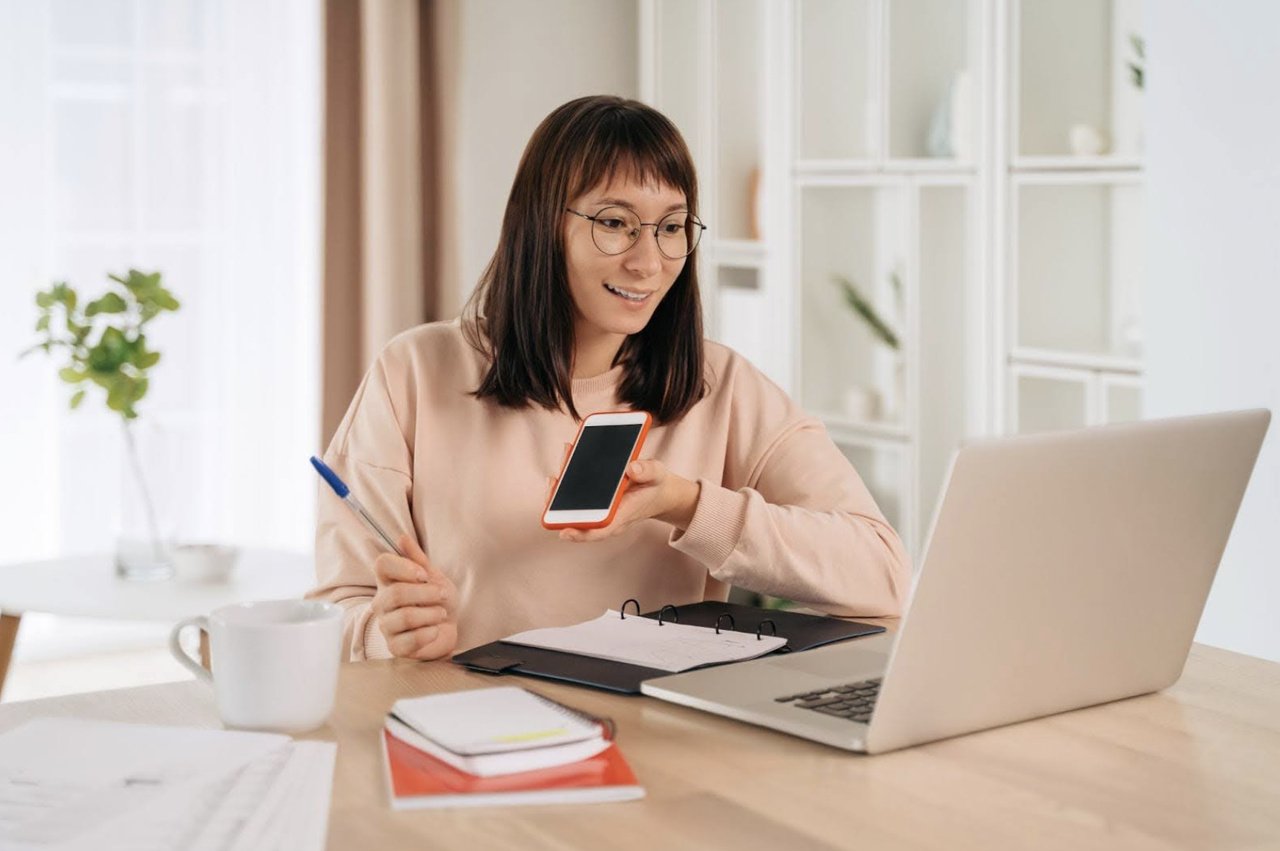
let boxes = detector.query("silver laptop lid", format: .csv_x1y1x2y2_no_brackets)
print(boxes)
866,409,1270,754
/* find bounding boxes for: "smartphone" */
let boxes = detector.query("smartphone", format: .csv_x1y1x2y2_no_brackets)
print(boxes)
542,410,653,530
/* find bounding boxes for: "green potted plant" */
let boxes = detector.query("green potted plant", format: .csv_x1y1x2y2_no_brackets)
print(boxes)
22,270,181,579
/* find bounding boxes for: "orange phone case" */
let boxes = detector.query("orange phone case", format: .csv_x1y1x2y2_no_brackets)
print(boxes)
541,411,653,530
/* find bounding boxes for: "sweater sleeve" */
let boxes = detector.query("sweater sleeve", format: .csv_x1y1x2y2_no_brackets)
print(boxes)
306,357,414,660
668,360,912,618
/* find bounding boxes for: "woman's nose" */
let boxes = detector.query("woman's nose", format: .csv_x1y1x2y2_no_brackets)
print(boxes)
623,226,664,276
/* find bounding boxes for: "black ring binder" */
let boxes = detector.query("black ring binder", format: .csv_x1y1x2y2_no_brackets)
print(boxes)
715,613,735,634
656,604,679,626
455,601,887,694
620,599,640,619
756,619,777,640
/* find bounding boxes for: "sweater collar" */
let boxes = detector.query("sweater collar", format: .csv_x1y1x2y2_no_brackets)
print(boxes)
570,363,624,403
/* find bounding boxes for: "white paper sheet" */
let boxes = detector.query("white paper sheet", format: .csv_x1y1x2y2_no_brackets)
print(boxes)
503,610,788,672
0,719,335,851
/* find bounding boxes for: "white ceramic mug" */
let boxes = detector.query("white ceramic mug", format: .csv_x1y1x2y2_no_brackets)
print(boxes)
170,599,344,733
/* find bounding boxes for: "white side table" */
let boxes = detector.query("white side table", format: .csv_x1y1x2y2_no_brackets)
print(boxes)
0,550,315,697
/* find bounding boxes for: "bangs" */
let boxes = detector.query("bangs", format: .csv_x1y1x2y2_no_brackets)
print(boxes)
563,110,697,211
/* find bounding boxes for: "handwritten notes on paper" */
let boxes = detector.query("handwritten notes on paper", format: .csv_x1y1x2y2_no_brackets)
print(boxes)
503,610,788,672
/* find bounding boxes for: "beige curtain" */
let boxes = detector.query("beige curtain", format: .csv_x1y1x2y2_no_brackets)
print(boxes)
322,0,456,446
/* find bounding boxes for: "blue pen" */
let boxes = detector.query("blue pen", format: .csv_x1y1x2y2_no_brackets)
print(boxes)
310,456,406,556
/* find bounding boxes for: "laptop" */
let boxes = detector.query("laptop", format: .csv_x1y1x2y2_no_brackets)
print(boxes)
641,409,1270,754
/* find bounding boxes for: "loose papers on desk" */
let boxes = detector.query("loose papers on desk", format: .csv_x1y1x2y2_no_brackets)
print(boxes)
0,718,335,851
503,609,788,672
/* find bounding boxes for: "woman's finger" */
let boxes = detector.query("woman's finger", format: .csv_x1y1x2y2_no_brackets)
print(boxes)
377,580,451,613
398,533,429,568
628,458,664,483
374,552,428,586
388,624,440,658
380,604,448,637
394,532,456,589
409,622,459,660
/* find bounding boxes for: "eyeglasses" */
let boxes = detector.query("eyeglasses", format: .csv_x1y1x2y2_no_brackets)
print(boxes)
565,206,707,260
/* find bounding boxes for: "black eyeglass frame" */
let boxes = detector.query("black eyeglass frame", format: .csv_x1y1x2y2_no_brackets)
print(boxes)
565,207,707,260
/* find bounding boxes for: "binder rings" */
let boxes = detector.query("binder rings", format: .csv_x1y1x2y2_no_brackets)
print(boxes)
453,600,886,695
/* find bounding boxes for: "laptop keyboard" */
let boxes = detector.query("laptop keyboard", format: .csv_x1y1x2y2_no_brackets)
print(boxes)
774,678,881,723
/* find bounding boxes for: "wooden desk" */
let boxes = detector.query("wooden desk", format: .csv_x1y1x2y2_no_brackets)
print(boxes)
1,641,1278,850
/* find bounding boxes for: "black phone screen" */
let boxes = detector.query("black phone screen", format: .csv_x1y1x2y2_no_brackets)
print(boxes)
550,424,644,511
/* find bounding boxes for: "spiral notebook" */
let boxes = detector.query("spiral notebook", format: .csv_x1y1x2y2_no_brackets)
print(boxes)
453,600,885,694
386,686,614,777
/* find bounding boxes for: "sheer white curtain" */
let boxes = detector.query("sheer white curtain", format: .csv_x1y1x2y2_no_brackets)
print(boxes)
0,1,320,575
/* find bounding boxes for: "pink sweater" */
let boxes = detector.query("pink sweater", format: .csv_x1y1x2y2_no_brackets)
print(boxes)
309,320,911,660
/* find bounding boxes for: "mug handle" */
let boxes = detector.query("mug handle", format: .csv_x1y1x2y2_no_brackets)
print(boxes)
169,616,213,683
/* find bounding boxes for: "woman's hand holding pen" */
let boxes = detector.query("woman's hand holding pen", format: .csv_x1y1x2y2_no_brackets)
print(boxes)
372,533,459,660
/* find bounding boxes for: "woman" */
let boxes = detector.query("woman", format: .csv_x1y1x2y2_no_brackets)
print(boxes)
310,95,910,662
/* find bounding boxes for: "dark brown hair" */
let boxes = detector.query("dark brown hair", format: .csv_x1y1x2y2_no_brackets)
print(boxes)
462,95,706,424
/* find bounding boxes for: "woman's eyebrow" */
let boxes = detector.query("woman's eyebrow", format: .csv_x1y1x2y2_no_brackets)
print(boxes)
593,197,687,214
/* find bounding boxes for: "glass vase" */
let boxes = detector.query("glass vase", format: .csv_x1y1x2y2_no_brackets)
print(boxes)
114,420,175,581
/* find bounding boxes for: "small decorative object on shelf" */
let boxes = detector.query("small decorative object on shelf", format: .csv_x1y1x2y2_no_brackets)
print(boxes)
748,166,763,241
1068,123,1109,156
832,273,903,423
22,270,181,580
926,70,973,160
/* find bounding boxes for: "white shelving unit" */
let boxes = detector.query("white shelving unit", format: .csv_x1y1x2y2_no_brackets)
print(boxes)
998,0,1145,436
640,0,1144,562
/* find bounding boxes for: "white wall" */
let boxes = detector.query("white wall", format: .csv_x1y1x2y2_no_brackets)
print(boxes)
448,0,639,312
1145,3,1280,662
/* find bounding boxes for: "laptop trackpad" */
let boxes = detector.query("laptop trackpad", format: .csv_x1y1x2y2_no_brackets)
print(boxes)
765,634,892,680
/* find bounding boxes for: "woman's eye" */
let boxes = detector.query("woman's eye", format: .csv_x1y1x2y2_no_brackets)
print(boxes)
660,223,685,235
598,218,627,231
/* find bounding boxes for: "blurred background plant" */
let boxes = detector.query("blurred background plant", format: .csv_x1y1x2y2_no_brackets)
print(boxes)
832,273,902,352
21,270,180,573
1128,34,1145,90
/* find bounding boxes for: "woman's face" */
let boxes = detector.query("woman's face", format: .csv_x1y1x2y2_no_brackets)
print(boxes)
562,175,689,347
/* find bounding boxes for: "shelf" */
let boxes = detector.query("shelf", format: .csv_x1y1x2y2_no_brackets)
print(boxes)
1014,0,1144,160
795,158,977,178
708,239,767,268
715,0,764,241
646,0,1144,557
652,0,704,163
887,0,975,160
796,0,879,161
1013,181,1144,358
1010,348,1142,375
1013,372,1089,434
798,184,908,425
1104,380,1143,423
820,415,912,445
1012,155,1143,173
1008,363,1144,433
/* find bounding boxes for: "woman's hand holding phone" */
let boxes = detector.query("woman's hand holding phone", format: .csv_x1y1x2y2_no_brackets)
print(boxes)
553,457,702,543
371,533,459,660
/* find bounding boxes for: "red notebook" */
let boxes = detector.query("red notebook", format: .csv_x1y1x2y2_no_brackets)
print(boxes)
381,729,645,810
